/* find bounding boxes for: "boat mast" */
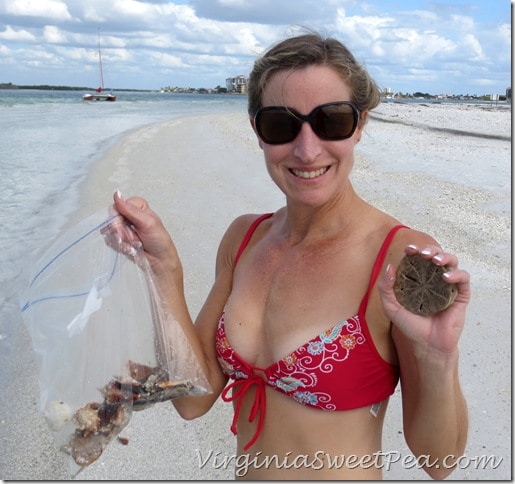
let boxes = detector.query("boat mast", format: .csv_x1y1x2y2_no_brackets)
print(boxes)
97,28,104,91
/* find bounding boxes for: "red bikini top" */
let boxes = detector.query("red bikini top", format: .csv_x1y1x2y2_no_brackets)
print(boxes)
216,213,407,450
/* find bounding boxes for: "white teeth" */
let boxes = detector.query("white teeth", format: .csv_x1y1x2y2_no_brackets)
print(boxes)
291,167,328,179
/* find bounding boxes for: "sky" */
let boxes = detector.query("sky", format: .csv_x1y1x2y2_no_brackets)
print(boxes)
0,0,511,95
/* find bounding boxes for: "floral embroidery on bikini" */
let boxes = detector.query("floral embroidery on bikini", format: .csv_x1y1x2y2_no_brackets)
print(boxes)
307,340,324,355
266,316,365,410
340,333,357,350
275,376,304,392
320,321,345,343
281,353,297,366
218,357,236,376
294,391,319,406
217,334,231,352
217,312,368,410
216,313,240,377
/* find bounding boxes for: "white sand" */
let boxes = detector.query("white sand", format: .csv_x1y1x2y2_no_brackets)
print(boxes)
4,102,510,480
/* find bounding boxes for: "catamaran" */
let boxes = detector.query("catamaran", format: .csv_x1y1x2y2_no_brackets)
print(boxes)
83,29,116,102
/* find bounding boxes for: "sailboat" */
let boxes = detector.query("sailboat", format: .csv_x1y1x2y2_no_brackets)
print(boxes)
83,29,116,102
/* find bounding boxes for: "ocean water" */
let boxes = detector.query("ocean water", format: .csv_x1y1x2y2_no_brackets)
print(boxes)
0,89,247,357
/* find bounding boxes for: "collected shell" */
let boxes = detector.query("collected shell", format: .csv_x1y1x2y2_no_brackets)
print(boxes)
394,253,457,316
71,432,104,467
74,402,100,436
101,361,194,410
67,360,194,467
70,401,129,467
45,400,74,431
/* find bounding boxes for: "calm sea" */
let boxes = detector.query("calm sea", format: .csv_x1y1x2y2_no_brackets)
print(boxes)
0,89,247,362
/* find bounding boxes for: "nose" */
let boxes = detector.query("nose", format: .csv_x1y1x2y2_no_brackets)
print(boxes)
291,121,323,163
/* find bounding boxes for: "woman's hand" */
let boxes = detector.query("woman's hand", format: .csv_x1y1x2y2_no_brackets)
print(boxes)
378,244,471,356
110,191,182,277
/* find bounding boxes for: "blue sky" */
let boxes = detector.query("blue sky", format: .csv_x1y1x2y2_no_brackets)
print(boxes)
0,0,511,95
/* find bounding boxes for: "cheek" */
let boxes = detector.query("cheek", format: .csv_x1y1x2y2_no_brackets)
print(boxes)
262,146,292,184
262,144,289,167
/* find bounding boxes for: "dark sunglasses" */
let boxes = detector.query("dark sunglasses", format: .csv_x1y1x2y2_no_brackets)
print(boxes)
254,101,360,145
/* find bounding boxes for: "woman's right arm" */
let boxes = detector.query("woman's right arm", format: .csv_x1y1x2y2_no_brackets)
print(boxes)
112,192,247,418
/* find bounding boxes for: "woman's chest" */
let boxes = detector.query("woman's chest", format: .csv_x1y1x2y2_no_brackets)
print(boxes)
225,244,374,367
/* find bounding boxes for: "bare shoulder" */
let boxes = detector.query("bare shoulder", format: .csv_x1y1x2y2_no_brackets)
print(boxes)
382,222,441,261
216,213,274,271
221,213,273,249
394,226,440,251
362,206,438,255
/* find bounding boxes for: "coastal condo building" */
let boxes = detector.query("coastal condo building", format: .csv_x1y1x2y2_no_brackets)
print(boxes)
226,75,248,93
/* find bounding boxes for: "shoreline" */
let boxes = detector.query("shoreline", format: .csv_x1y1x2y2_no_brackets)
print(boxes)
4,103,511,480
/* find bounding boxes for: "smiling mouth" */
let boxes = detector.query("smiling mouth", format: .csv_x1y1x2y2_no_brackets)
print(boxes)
290,167,329,179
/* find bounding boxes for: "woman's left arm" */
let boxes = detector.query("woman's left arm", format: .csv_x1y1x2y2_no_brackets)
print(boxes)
378,244,471,480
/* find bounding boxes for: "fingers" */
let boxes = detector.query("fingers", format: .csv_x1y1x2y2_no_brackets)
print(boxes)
113,190,155,232
114,190,148,209
405,243,459,270
377,263,405,320
114,190,148,215
101,216,141,263
110,191,176,264
403,243,470,293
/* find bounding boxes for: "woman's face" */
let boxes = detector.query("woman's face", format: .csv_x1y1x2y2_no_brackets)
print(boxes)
251,65,367,209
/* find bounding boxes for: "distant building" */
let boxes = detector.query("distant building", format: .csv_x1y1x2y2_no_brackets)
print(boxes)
226,75,248,93
506,87,511,102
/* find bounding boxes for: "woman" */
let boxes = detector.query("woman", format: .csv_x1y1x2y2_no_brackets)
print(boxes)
112,32,470,479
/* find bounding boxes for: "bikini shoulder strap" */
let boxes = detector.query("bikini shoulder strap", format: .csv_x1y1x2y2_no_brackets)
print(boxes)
233,213,274,267
358,224,409,315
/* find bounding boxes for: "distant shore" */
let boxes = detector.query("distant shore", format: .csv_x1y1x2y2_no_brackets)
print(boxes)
1,82,511,104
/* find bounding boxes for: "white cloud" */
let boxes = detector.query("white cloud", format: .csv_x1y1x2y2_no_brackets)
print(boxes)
461,33,485,62
0,25,37,42
0,44,12,55
148,50,185,68
43,25,67,44
3,0,72,21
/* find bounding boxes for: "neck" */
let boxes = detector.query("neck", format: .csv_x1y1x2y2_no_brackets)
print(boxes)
279,184,369,244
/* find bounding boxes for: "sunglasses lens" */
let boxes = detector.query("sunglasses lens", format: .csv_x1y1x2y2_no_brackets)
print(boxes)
314,103,357,140
256,109,299,144
255,102,359,144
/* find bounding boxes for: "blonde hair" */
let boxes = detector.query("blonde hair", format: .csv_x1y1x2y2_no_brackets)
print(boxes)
248,32,381,116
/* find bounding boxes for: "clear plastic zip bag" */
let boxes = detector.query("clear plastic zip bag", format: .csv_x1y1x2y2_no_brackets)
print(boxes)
20,206,210,475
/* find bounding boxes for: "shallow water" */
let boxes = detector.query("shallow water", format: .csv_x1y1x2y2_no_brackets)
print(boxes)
0,90,246,345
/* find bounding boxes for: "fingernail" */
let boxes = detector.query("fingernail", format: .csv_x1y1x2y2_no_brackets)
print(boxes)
386,263,394,280
116,190,124,200
433,254,444,263
407,244,418,250
421,248,431,255
443,271,452,279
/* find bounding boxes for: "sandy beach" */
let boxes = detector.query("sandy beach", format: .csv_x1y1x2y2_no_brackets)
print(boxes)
4,101,510,480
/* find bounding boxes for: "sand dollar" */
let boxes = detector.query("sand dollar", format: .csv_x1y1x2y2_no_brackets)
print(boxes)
394,254,457,316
